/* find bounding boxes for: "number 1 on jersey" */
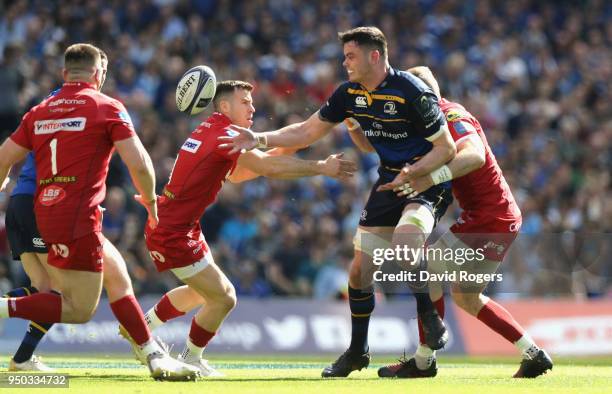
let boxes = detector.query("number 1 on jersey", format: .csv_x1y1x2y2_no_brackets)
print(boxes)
50,138,58,175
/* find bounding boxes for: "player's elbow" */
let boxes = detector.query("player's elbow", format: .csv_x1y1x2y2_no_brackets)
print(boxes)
473,151,486,169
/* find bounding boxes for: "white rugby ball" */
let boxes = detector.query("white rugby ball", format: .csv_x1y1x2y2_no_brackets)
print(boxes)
176,65,217,115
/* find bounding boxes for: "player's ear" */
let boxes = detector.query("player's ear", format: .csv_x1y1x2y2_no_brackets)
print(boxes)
370,49,381,65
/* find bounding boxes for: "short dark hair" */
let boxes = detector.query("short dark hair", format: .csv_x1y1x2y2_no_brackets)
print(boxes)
64,43,101,71
213,80,254,110
338,26,388,59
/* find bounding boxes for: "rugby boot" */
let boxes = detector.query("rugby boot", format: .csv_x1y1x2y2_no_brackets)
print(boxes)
8,355,54,372
513,349,553,378
321,348,370,377
419,309,448,350
147,350,200,381
378,356,437,378
178,356,224,377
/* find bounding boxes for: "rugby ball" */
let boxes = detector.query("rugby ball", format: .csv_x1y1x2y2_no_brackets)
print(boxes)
176,65,217,115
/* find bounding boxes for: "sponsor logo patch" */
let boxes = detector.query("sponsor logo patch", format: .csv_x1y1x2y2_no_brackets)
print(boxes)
383,101,397,115
51,243,69,258
181,137,202,153
118,111,133,126
48,98,86,106
452,120,477,135
39,185,67,206
445,109,464,122
32,238,46,248
34,117,86,134
355,96,368,107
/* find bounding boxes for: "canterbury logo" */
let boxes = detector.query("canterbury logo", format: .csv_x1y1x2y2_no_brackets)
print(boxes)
355,96,368,106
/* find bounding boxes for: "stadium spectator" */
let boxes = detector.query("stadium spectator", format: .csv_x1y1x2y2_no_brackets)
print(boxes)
0,0,609,299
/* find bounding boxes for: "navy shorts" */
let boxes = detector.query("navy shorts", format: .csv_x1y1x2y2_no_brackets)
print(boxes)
359,168,453,228
6,194,48,260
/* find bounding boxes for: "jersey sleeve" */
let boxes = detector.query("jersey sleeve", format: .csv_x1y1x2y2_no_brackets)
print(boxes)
105,100,136,142
10,110,34,150
446,110,479,143
406,91,446,140
318,84,348,123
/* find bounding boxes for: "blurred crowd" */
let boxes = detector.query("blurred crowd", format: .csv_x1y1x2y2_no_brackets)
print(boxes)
0,0,610,300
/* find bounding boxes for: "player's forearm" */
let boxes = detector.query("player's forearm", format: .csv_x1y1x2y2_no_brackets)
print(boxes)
262,122,314,148
253,155,325,179
409,143,455,178
127,155,156,201
445,147,485,179
348,129,375,153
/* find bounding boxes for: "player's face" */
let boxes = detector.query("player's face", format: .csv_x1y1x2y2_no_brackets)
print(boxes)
228,89,255,128
342,41,372,84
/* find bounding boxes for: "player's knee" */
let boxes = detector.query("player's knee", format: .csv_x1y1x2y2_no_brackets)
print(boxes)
217,283,237,313
451,290,483,316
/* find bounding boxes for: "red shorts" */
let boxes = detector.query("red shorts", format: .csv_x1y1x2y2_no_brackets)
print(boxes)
145,224,209,272
46,232,104,272
450,210,521,261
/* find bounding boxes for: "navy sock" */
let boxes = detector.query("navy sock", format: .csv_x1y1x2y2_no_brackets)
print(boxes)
12,290,58,364
348,286,375,354
3,286,39,298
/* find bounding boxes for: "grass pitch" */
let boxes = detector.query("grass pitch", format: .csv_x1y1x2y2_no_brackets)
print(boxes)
0,354,610,394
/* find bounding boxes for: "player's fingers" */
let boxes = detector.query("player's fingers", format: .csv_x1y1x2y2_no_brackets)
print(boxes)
217,136,234,142
408,190,419,198
228,124,250,134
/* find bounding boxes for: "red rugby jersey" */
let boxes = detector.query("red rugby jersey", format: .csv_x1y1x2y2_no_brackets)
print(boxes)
10,82,136,242
157,112,240,232
440,98,521,219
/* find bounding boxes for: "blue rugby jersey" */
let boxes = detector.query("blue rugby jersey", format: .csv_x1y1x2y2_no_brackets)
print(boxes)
319,68,447,181
10,88,61,197
11,152,36,196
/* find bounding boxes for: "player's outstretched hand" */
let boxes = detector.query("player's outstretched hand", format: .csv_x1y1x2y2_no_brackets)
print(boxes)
134,194,159,229
318,153,358,180
218,125,258,154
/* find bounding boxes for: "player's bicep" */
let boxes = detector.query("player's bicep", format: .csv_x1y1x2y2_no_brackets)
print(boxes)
456,134,485,160
0,138,30,168
234,149,271,177
306,111,336,140
229,150,267,183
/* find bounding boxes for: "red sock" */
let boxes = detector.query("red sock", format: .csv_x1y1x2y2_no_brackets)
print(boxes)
189,318,216,348
110,295,151,346
154,294,185,322
9,293,62,323
418,297,445,345
476,300,524,343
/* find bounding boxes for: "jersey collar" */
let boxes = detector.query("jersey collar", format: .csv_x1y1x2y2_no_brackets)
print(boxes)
361,66,396,93
62,81,96,90
376,66,395,90
209,112,232,127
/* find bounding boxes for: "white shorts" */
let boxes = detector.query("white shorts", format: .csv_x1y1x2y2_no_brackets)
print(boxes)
170,251,213,281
